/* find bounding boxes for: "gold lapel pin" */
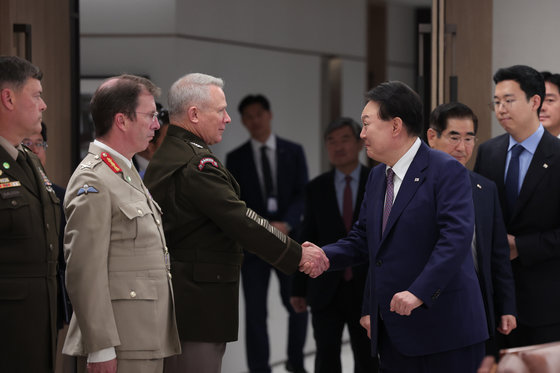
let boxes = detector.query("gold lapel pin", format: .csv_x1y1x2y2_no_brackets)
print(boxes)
477,184,482,189
414,177,419,182
543,163,549,168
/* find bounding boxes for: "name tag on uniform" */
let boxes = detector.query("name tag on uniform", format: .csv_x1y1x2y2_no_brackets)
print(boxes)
267,197,278,214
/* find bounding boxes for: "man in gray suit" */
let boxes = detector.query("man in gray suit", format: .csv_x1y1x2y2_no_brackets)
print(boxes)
62,75,181,373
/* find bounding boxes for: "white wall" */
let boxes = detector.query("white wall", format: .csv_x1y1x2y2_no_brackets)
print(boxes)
492,0,560,136
80,1,366,372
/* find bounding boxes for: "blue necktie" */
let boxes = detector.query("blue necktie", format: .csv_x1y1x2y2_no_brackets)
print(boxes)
505,144,524,220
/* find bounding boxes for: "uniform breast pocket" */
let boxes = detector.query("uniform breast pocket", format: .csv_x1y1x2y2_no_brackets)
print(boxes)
114,200,153,241
0,190,32,237
109,275,159,351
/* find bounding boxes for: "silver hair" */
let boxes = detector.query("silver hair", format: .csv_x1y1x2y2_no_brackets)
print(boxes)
168,73,224,118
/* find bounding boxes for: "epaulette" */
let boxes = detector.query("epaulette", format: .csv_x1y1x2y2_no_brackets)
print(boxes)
78,155,103,172
100,152,122,173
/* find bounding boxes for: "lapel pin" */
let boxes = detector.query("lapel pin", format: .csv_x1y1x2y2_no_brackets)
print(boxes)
414,177,419,182
2,162,10,169
126,175,132,182
477,184,482,189
543,163,549,168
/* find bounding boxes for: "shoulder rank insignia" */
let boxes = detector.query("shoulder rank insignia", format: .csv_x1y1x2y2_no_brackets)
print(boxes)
100,152,122,173
190,141,203,149
77,184,98,196
198,157,218,171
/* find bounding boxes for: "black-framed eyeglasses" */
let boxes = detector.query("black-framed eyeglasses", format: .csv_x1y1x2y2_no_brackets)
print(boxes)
136,111,159,122
22,140,48,150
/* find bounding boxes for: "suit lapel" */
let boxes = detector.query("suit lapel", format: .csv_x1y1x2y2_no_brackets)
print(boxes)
470,172,485,259
381,143,429,242
513,131,555,220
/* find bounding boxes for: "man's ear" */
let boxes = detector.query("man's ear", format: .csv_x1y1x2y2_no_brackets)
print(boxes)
114,113,127,131
187,106,199,123
392,117,403,136
426,128,438,147
0,88,16,110
530,94,542,112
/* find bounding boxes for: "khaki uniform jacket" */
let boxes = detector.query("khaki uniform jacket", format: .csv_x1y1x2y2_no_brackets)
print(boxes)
143,126,302,343
0,145,60,372
62,143,181,360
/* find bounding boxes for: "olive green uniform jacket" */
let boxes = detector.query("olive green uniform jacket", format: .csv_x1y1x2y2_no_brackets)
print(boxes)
144,126,302,343
62,143,181,360
0,142,60,372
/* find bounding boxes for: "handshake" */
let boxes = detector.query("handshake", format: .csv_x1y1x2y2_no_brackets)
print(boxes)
298,241,329,278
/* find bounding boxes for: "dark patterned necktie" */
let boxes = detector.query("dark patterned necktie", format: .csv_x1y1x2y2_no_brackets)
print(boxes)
382,168,394,233
505,144,524,220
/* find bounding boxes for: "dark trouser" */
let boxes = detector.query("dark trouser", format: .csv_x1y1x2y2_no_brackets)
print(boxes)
164,341,226,373
378,320,484,373
496,321,560,349
311,280,378,373
242,252,308,373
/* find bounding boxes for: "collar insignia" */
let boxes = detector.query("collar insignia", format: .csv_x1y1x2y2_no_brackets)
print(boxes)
100,152,122,173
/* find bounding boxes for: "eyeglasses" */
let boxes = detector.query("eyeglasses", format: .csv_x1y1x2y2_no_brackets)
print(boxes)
136,111,159,122
489,99,516,111
441,133,477,147
22,140,48,150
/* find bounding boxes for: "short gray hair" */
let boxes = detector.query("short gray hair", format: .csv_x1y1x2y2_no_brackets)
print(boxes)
168,73,224,118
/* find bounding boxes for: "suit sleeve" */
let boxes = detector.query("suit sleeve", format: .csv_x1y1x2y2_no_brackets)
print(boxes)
281,145,308,232
180,155,301,274
292,182,316,298
488,182,517,317
64,170,120,352
408,161,475,307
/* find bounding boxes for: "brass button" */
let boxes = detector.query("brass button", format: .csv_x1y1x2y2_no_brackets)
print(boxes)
130,290,137,298
156,219,161,225
137,209,142,215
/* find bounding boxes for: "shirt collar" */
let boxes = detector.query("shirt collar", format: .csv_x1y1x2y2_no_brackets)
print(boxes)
334,164,361,184
250,133,276,153
388,137,421,181
93,139,132,169
508,124,544,155
0,136,19,160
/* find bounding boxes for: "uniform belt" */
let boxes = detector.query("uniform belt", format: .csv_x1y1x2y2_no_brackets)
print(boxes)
0,261,58,278
171,249,244,265
108,252,167,272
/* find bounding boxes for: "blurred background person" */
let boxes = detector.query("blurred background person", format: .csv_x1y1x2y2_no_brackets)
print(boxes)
539,71,560,138
132,103,170,178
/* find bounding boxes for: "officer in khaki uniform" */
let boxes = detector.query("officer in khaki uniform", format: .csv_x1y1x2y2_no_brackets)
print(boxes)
62,75,181,373
144,73,329,373
0,56,60,373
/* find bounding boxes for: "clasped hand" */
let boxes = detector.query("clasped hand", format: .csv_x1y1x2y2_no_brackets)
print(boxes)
298,241,329,278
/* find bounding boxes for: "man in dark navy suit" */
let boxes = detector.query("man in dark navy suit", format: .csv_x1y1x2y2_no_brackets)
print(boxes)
475,65,560,347
304,81,488,372
427,102,517,357
226,94,309,373
291,117,378,373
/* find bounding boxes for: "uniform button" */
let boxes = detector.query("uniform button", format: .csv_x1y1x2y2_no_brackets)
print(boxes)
156,219,161,225
137,209,142,215
11,200,17,206
46,223,50,230
49,244,54,251
376,260,383,267
130,290,137,298
217,275,221,280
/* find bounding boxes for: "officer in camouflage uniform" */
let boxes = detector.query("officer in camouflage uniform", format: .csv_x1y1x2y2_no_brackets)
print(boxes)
144,73,329,373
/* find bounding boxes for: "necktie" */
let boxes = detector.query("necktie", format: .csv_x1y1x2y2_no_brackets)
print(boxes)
382,168,394,233
16,150,38,193
342,175,353,232
342,175,354,281
505,144,524,220
260,145,273,198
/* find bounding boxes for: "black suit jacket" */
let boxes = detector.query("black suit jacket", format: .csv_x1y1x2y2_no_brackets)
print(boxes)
226,136,308,234
293,166,370,310
474,130,560,326
470,171,516,336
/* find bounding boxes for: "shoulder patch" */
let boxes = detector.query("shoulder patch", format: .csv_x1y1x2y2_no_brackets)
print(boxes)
77,184,99,196
198,157,218,171
100,152,122,173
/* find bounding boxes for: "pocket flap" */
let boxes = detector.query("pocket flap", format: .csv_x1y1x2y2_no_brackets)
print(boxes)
193,262,239,283
118,200,153,220
109,276,158,300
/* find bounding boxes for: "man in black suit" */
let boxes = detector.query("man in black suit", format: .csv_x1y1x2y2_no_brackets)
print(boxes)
427,102,517,357
475,65,560,347
226,94,309,373
291,117,378,373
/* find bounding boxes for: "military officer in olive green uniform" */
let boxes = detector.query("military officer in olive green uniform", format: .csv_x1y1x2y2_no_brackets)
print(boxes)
62,75,181,373
143,73,329,373
0,56,59,373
